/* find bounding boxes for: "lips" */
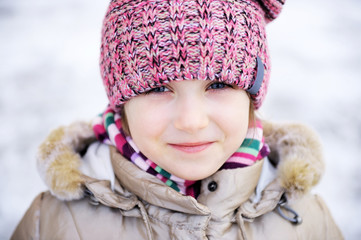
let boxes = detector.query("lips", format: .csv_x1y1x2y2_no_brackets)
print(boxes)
168,142,214,153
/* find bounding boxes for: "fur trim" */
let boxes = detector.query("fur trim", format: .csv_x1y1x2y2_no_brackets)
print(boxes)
37,121,324,201
263,121,325,197
37,121,96,201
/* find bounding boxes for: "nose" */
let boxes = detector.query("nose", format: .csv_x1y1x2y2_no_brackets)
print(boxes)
173,95,209,133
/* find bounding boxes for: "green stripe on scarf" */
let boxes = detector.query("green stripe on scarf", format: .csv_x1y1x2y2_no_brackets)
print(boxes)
156,166,171,179
237,139,261,156
166,179,180,192
241,139,260,149
105,112,115,129
237,147,259,156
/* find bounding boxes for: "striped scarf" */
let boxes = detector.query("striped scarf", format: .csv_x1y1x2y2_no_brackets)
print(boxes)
93,106,270,198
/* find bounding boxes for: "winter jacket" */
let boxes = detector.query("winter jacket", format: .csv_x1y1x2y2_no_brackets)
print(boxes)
12,121,343,240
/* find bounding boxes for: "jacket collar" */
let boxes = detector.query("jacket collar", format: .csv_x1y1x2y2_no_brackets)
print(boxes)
109,145,264,217
110,146,209,215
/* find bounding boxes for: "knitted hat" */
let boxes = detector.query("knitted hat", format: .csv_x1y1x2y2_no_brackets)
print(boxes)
100,0,285,111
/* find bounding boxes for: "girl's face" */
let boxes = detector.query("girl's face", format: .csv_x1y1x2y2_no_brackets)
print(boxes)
124,80,250,181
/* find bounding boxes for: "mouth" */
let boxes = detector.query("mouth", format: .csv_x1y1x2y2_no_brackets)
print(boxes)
168,142,214,153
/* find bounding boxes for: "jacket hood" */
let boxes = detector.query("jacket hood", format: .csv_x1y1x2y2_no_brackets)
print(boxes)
37,121,324,202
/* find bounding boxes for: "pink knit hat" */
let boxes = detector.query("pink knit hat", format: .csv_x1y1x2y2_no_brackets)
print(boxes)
100,0,285,111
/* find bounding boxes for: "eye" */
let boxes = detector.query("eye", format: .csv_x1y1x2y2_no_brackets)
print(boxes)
144,86,170,95
152,86,168,92
207,82,232,90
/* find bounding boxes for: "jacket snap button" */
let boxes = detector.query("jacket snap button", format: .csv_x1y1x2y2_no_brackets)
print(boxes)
208,181,218,192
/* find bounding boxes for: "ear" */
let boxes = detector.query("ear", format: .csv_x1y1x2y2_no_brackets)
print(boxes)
255,0,286,23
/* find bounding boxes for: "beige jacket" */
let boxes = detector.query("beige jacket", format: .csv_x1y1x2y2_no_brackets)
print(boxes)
12,121,343,240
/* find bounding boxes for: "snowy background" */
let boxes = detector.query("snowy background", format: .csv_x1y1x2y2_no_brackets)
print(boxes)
0,0,360,239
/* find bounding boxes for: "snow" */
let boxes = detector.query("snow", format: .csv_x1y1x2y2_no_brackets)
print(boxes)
0,0,360,239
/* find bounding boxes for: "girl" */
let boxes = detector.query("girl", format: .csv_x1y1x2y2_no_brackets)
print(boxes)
12,0,343,239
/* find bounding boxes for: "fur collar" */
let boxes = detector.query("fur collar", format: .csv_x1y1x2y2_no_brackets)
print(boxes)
37,121,324,201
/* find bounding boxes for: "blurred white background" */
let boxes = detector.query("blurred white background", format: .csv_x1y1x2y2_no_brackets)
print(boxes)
0,0,360,239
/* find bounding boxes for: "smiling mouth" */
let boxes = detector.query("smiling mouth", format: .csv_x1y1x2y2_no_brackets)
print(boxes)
168,142,214,153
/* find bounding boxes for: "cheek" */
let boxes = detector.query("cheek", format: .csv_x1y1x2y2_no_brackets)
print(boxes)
224,109,249,141
211,94,250,142
125,100,168,141
214,94,250,121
